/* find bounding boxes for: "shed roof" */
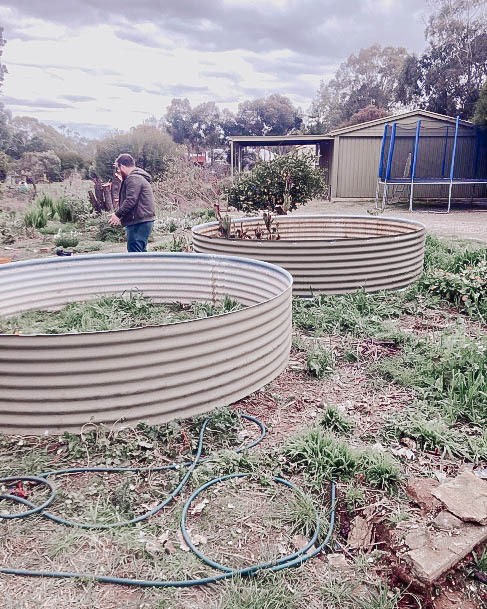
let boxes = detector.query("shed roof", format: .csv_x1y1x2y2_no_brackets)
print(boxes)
327,109,474,136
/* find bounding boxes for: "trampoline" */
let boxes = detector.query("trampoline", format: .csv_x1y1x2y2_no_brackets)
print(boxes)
375,116,487,213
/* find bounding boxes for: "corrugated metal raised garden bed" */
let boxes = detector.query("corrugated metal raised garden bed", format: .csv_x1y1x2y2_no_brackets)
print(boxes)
192,215,426,296
0,253,292,435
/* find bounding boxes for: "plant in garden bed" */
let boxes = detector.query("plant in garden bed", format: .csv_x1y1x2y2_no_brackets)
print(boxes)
0,292,244,335
225,152,326,213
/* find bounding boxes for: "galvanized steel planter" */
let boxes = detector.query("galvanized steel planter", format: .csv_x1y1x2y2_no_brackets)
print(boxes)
0,253,292,435
192,215,426,296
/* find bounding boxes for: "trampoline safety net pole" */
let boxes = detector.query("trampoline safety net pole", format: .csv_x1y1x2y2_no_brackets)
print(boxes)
409,119,422,212
448,116,460,213
382,122,397,210
376,123,389,209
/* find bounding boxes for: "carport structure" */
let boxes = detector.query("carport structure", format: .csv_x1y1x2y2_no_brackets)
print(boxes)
228,134,333,199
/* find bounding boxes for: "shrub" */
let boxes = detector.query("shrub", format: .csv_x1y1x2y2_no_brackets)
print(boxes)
54,231,80,248
54,198,74,223
225,152,326,213
24,206,49,229
96,219,125,242
37,195,56,219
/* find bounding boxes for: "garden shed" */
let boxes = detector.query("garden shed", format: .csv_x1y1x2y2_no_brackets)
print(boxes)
327,109,487,202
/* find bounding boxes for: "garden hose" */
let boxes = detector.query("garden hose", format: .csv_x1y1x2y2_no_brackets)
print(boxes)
0,413,336,588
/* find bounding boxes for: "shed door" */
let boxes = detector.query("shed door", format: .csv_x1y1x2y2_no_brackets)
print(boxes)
336,137,382,198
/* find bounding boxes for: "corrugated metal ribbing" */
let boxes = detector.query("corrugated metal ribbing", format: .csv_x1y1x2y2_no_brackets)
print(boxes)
193,215,425,296
0,253,293,434
337,137,381,197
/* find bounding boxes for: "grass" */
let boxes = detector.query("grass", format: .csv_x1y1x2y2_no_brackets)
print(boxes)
283,428,401,491
217,576,298,609
0,292,244,335
376,329,487,425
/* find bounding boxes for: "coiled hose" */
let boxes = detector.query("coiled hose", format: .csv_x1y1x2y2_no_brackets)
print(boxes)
0,414,336,588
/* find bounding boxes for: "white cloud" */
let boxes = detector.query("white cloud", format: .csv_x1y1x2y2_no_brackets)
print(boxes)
0,0,428,134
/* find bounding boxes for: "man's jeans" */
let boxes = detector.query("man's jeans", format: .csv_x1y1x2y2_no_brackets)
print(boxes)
126,221,154,252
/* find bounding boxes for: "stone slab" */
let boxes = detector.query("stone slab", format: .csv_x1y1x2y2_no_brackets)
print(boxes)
404,519,487,585
406,477,442,513
432,471,487,525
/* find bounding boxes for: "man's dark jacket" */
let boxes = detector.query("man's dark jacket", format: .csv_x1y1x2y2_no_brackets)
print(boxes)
115,168,155,227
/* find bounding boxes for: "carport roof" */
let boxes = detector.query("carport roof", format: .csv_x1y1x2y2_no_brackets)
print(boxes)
228,134,333,146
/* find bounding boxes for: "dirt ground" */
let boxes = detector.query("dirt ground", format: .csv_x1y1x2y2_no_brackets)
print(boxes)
296,199,487,243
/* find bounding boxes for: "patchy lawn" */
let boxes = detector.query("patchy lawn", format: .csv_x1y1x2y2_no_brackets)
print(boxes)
0,189,486,608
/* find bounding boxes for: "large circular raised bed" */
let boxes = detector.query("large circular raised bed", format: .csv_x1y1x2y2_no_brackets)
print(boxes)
0,253,292,435
193,215,426,296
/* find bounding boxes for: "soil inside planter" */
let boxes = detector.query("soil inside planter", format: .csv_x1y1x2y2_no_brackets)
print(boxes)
0,292,243,335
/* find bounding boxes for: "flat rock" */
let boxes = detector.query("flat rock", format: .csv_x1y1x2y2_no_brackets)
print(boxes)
432,471,487,525
432,511,463,531
403,520,487,585
406,477,442,513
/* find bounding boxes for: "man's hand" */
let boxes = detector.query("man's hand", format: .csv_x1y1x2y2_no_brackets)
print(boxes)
109,213,121,226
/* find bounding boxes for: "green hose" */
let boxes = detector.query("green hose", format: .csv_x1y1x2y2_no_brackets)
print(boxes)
0,413,336,588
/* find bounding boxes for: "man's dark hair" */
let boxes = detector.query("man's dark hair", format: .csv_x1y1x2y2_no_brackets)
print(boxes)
115,153,135,168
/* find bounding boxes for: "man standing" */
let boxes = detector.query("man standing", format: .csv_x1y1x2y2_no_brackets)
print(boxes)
109,153,155,252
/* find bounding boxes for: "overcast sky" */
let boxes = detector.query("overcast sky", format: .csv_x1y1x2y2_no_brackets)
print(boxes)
0,0,429,137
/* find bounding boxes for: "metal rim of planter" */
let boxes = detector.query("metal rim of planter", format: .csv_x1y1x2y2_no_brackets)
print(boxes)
0,253,293,435
192,215,426,296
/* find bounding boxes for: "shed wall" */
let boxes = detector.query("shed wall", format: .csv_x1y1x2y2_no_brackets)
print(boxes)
334,120,487,199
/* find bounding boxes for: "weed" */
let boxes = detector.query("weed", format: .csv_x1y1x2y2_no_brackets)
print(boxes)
24,205,49,229
387,509,411,527
54,197,74,223
473,549,487,573
319,405,353,435
355,583,402,609
189,207,216,223
293,290,401,339
344,483,366,511
283,429,357,487
306,344,335,379
358,450,401,491
319,578,355,608
96,219,125,242
384,407,466,458
273,492,318,537
37,194,56,218
153,234,190,252
191,295,243,318
376,332,487,427
73,241,104,253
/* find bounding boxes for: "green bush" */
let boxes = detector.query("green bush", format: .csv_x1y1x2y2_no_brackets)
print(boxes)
36,195,56,219
54,198,74,223
96,219,125,242
54,231,80,248
24,206,49,229
225,152,326,213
